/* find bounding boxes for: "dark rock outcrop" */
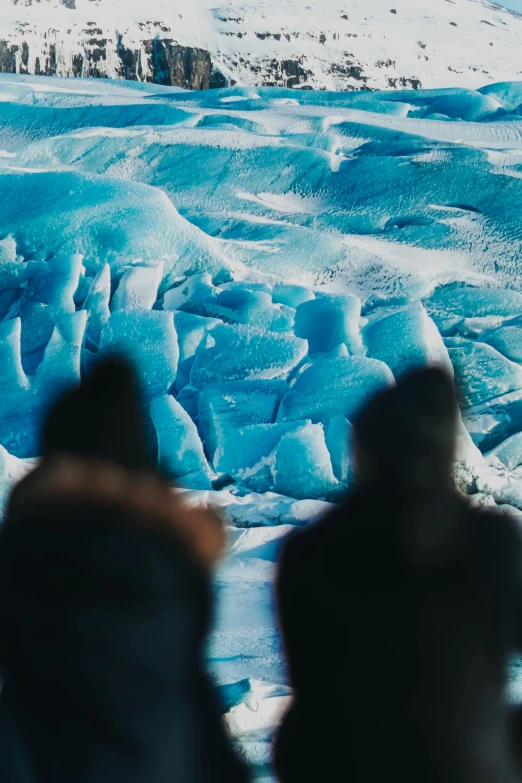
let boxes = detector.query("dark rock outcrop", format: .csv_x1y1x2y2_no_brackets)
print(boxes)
0,34,227,89
148,40,226,89
0,41,16,73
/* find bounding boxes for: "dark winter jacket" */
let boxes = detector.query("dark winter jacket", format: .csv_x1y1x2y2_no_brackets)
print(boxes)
0,497,248,783
274,367,522,783
274,491,522,783
0,356,248,783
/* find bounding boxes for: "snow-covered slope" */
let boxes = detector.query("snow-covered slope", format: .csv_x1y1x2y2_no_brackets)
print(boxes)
1,0,522,91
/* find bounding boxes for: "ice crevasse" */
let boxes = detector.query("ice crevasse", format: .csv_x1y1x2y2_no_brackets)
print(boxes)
1,75,522,513
0,246,463,503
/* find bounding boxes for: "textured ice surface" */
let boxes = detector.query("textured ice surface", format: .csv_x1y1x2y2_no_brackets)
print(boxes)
446,338,522,408
214,420,307,494
198,380,287,461
99,310,179,399
272,421,340,500
2,75,522,769
364,302,453,380
483,318,522,364
190,323,308,387
486,432,522,472
112,263,164,311
425,288,522,336
278,356,394,424
151,395,213,488
294,293,362,355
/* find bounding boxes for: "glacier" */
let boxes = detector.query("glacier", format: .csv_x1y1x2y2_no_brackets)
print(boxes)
3,74,522,777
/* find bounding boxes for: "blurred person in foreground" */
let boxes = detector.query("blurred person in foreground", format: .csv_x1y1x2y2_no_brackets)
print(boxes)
274,366,522,783
0,357,249,783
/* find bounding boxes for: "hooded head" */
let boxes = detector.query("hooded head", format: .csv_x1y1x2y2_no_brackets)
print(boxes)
41,355,156,473
353,366,459,496
0,360,238,783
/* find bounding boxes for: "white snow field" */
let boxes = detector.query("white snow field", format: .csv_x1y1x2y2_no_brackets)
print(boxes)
1,0,522,91
4,74,522,776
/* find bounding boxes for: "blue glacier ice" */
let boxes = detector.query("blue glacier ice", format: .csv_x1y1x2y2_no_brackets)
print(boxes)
214,420,306,493
445,337,522,408
150,394,213,489
198,380,287,460
3,74,522,769
272,422,341,500
99,310,179,400
294,293,363,355
325,415,355,487
170,311,221,392
181,287,295,333
82,264,111,349
482,317,522,364
1,74,522,500
112,263,164,312
424,288,522,335
272,284,314,309
36,311,86,402
19,301,55,375
364,302,453,379
190,323,308,387
278,356,394,424
486,432,522,472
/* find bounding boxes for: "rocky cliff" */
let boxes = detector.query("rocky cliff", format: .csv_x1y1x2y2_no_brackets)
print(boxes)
0,0,521,91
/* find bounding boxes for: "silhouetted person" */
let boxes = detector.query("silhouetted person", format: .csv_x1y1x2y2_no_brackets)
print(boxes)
0,357,249,783
274,367,522,783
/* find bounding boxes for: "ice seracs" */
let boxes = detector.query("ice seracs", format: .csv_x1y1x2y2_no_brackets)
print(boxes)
3,74,522,771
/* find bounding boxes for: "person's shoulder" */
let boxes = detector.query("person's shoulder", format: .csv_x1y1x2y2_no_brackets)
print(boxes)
281,503,346,556
277,499,357,585
466,501,522,543
464,501,522,578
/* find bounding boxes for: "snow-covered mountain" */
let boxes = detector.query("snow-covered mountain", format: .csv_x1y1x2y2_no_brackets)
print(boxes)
0,0,522,91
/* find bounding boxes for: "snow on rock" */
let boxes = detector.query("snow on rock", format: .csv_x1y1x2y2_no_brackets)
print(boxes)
1,0,522,92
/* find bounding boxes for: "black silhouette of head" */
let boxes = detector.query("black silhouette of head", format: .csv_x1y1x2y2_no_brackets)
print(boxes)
42,355,156,473
353,366,458,494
